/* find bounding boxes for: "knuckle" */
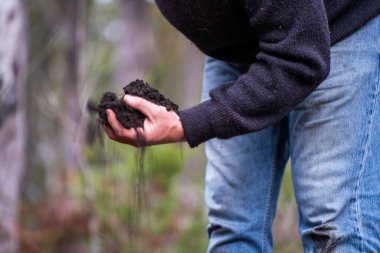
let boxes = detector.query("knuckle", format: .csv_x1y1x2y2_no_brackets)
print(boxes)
151,107,162,118
114,129,123,137
156,107,164,114
108,134,116,141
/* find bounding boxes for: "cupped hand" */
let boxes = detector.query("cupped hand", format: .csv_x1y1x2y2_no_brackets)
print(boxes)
103,95,186,147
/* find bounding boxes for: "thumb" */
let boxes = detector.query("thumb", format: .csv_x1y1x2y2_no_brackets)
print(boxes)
123,95,158,119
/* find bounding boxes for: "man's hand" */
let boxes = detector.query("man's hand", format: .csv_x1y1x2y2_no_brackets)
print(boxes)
103,95,186,147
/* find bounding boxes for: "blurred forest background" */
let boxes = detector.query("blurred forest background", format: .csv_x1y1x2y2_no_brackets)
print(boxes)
0,0,302,252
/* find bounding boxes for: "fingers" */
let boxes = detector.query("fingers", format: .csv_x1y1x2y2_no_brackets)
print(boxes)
104,109,145,146
102,124,117,140
123,95,160,120
103,123,141,146
106,109,124,136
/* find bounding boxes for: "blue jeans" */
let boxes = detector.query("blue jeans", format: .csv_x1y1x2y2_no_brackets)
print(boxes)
202,16,380,253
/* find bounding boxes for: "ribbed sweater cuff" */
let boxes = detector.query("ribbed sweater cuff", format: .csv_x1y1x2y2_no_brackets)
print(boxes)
179,100,215,148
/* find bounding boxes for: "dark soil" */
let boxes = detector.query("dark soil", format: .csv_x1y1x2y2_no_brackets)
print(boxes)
87,79,179,129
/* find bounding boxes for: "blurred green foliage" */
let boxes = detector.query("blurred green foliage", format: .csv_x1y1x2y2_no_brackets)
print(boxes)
78,139,208,252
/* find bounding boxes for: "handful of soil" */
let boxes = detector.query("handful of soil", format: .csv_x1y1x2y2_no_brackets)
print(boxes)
87,79,179,129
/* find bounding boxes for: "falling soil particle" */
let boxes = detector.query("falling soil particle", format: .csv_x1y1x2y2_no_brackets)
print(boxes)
87,79,179,130
86,80,180,251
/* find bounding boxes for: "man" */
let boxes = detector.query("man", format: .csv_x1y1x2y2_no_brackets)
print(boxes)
104,0,380,252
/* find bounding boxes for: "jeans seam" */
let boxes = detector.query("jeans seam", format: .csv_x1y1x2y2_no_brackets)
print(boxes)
354,55,380,252
262,130,281,253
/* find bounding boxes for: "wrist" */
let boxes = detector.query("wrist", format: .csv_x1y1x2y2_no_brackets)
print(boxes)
174,116,186,143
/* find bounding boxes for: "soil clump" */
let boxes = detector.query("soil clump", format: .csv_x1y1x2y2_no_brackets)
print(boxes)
87,79,179,129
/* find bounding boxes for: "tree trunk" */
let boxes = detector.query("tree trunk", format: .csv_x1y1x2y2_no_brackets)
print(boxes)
0,0,27,252
114,0,153,85
61,0,86,171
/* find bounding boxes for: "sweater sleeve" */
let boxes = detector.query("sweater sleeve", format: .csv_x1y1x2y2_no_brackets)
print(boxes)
179,0,331,148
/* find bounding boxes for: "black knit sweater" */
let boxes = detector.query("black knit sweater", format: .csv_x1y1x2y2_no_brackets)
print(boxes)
155,0,380,148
